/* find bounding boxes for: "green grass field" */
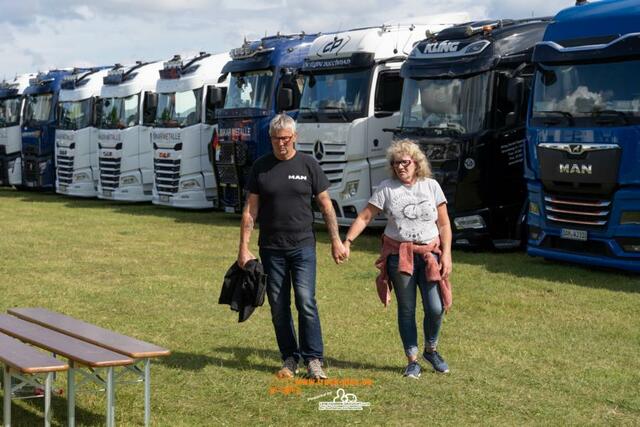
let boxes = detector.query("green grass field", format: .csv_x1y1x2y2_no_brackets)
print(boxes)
1,187,639,426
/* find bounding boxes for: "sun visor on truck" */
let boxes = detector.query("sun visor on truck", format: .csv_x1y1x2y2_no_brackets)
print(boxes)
221,53,273,74
401,39,497,79
533,33,640,64
302,52,375,72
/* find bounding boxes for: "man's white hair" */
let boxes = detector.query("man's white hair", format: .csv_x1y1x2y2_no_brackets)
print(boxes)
269,113,296,136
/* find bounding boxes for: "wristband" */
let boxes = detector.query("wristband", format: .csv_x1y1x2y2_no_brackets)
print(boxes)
346,238,354,244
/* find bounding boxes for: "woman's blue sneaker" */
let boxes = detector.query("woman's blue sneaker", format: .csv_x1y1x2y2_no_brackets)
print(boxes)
423,350,449,373
403,361,421,379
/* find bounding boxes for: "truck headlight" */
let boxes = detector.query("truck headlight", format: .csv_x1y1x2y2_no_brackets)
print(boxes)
620,211,640,225
120,175,138,186
73,172,90,183
454,215,486,230
341,181,359,200
529,202,540,216
180,179,200,190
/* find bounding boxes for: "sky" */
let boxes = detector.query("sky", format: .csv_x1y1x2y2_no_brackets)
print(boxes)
0,0,580,79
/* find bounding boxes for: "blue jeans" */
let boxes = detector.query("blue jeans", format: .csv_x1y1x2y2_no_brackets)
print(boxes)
260,245,323,363
387,253,444,357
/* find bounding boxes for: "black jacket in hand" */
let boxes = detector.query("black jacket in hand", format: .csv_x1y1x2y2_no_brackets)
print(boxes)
219,259,267,322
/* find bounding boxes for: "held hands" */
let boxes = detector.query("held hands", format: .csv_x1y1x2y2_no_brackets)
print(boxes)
331,239,349,264
439,252,452,279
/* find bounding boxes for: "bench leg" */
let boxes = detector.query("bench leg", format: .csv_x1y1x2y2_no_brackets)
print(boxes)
106,367,115,427
44,372,52,427
3,366,10,427
144,359,150,427
67,366,75,427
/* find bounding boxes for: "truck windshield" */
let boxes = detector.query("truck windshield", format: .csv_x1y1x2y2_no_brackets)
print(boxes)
224,70,273,109
155,88,203,128
400,73,490,135
0,97,21,128
24,93,53,127
99,94,140,129
532,60,640,126
58,98,94,130
299,69,371,121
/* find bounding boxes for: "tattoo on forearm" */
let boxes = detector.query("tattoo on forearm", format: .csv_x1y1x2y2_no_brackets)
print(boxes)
320,205,340,241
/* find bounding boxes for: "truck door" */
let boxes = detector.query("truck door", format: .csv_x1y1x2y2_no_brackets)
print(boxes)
367,68,403,195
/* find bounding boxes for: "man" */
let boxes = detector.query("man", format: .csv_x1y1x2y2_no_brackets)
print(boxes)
237,113,347,379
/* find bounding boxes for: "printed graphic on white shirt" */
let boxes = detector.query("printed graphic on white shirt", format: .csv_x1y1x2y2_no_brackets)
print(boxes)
389,190,438,242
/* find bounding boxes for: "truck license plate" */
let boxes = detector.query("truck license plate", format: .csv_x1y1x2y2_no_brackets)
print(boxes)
224,206,235,213
103,190,112,198
561,228,587,242
160,195,169,202
59,184,67,192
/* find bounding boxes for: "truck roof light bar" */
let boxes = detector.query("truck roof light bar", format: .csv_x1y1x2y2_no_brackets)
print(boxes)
104,61,150,85
29,73,55,86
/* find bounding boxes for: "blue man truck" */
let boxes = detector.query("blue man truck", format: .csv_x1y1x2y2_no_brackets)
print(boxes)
212,32,319,212
525,0,640,272
21,70,73,190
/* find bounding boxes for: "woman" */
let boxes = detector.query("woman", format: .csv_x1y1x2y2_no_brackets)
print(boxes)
343,139,452,379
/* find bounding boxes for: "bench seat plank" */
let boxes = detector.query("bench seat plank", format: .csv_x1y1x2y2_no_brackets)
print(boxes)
0,332,68,374
0,315,133,368
9,308,170,359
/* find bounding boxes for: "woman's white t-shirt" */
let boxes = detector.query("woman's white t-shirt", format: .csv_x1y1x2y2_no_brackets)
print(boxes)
368,177,447,244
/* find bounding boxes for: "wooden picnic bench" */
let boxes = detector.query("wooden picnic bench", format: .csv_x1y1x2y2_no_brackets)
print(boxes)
0,332,68,427
0,314,133,427
8,307,171,427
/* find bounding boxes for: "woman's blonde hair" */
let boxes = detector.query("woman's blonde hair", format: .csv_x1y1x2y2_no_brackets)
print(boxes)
386,139,432,180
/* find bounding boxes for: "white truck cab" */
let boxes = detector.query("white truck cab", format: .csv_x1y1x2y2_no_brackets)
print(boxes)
296,15,468,225
55,68,109,197
97,61,162,202
0,74,36,186
151,52,229,209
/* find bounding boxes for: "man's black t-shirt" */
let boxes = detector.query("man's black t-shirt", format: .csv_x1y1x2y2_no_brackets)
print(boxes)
247,152,330,249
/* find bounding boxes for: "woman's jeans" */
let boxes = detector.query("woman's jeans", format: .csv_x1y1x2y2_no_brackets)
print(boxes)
260,246,323,364
387,253,444,358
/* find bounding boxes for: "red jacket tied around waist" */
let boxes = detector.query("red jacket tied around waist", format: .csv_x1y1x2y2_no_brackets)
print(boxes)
375,235,452,312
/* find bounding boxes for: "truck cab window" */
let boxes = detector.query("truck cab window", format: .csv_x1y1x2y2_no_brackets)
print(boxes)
374,72,403,116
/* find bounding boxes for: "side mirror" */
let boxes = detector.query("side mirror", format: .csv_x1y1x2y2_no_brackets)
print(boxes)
505,112,517,128
277,87,294,112
94,98,103,127
143,93,158,125
207,87,225,108
507,77,524,105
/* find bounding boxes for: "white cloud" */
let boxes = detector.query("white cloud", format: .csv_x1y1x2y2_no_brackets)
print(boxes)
0,0,580,77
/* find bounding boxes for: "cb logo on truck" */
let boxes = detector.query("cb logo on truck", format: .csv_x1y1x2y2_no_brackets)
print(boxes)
323,38,345,53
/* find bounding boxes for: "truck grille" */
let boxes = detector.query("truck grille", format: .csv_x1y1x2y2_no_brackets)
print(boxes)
56,154,74,185
154,158,180,194
99,157,121,190
298,142,346,186
544,194,611,228
218,141,249,166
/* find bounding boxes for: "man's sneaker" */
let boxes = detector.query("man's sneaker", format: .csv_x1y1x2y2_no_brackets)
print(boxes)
276,357,298,378
423,350,449,373
403,361,421,379
306,359,328,379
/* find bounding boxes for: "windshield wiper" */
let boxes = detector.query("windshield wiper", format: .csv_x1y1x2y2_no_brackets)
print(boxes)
321,106,350,122
589,109,630,125
537,110,575,126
